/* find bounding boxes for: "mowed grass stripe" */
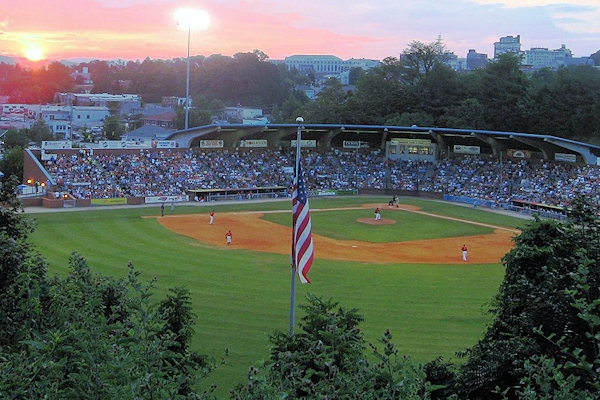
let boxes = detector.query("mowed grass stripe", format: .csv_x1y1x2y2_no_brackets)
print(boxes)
27,197,516,395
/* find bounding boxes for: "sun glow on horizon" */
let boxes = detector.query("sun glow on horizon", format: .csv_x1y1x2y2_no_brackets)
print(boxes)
24,46,44,61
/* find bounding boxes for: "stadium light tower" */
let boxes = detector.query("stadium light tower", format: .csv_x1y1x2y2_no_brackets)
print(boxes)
174,8,210,130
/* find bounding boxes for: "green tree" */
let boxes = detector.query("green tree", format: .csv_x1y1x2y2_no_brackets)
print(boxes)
0,186,215,398
174,106,212,130
0,146,24,181
522,66,600,139
456,197,600,399
590,50,600,66
385,111,435,127
302,79,349,123
467,53,529,131
399,40,449,85
1,128,29,149
102,115,126,140
440,98,486,129
27,119,53,144
233,295,431,399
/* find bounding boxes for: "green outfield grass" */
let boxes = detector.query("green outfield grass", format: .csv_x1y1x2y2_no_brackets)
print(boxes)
27,196,527,395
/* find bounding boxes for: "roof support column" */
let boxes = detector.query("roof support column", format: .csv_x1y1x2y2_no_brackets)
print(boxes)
472,133,507,158
380,128,388,150
318,128,343,150
544,138,598,165
429,130,447,157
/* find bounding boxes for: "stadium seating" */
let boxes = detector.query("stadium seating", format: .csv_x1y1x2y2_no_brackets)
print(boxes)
41,149,600,208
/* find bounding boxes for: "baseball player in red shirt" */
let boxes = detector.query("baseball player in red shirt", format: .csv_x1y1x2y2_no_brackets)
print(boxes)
210,210,215,225
226,230,232,246
462,244,468,262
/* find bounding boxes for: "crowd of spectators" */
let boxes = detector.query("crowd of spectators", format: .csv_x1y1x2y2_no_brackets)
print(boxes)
41,149,600,208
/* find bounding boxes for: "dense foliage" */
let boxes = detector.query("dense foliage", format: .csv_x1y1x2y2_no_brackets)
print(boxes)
452,197,600,399
0,179,214,399
232,295,431,399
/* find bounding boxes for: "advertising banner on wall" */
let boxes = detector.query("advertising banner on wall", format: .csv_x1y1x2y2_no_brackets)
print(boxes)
144,195,189,204
154,140,177,148
240,139,267,148
507,149,532,158
391,138,431,145
290,139,316,148
198,140,224,148
555,153,577,163
42,140,72,149
99,140,128,149
91,198,127,205
343,141,361,149
453,145,481,154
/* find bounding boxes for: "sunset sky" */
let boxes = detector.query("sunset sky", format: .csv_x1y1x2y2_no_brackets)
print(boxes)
1,0,599,63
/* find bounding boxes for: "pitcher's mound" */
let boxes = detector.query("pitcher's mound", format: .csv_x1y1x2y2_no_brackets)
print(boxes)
357,218,396,225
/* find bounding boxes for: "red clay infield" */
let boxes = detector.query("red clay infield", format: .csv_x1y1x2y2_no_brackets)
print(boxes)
154,203,518,264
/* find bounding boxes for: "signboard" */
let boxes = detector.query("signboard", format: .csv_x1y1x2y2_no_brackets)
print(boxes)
198,140,224,148
91,198,127,205
453,145,480,155
282,166,294,174
391,138,431,145
99,140,127,149
145,195,189,204
42,140,72,149
41,151,57,161
555,153,577,163
316,190,336,196
154,140,177,149
343,141,361,149
240,139,267,148
290,139,316,148
507,149,531,158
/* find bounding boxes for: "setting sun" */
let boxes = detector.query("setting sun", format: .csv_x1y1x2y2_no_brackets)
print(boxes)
25,47,44,61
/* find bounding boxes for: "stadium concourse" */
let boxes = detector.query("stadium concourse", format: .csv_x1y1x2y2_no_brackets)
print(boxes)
21,123,600,214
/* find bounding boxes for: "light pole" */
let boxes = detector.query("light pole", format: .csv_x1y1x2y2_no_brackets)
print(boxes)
175,9,210,130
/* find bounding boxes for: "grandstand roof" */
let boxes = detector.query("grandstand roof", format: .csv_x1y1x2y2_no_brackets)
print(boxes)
166,123,600,164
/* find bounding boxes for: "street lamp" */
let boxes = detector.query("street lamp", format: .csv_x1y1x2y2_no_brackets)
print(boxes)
175,9,210,130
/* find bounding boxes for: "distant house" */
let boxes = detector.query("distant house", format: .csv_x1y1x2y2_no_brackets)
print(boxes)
141,111,177,129
40,109,71,137
71,106,110,128
225,107,263,122
162,96,190,107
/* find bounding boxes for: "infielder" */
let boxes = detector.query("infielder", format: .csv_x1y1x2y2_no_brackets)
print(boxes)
210,210,215,225
462,244,468,262
226,230,232,246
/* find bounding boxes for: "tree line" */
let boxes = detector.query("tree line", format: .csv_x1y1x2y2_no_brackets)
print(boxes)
1,44,600,142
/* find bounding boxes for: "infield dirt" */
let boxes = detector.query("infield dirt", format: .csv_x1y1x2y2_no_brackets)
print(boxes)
154,203,518,264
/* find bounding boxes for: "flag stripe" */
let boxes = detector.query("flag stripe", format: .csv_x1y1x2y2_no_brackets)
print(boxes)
292,162,314,284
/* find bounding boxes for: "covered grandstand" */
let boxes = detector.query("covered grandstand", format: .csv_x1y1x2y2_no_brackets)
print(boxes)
21,123,600,211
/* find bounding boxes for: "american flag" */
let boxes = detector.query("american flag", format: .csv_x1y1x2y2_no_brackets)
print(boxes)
292,162,314,284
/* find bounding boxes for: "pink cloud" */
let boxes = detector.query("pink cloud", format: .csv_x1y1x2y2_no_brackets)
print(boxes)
1,0,387,61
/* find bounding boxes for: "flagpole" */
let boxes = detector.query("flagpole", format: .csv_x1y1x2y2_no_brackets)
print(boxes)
289,116,303,335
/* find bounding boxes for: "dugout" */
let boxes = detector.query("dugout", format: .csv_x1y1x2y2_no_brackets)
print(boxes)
508,199,567,219
188,186,288,202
